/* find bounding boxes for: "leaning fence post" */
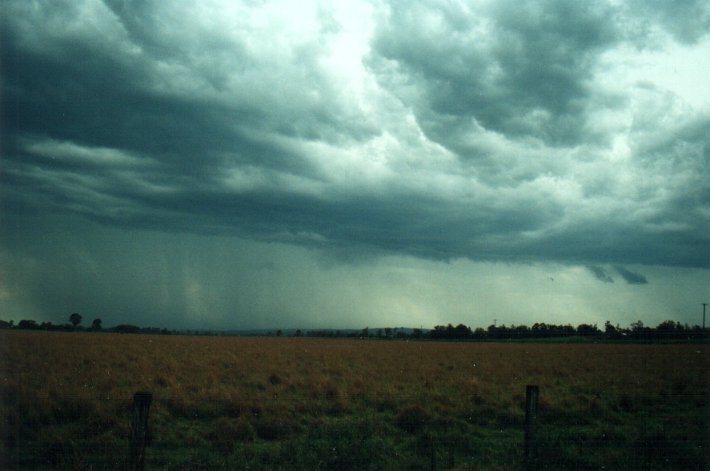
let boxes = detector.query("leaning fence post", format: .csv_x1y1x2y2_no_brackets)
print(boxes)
524,385,539,469
130,391,152,470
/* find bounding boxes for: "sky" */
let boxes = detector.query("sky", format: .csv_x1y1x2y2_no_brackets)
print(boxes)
1,0,709,331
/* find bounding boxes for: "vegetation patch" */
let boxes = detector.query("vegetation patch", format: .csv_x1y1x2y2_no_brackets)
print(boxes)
1,331,708,469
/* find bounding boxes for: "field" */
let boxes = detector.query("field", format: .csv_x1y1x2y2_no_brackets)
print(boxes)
1,331,708,469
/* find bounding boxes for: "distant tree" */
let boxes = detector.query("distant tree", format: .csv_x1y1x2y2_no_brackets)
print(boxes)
454,324,472,339
430,323,473,340
295,329,303,337
486,324,499,339
629,320,651,340
512,324,530,339
18,319,39,330
430,325,453,339
655,320,682,339
69,313,82,328
446,323,455,338
577,323,600,337
536,324,548,338
91,318,102,331
113,324,140,334
604,320,621,339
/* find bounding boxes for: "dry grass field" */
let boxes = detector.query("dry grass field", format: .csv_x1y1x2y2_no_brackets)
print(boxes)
1,331,708,469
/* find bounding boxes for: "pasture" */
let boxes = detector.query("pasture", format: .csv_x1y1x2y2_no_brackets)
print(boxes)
1,331,708,469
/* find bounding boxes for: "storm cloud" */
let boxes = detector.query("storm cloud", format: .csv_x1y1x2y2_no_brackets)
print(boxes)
614,266,649,285
1,0,708,329
587,266,614,283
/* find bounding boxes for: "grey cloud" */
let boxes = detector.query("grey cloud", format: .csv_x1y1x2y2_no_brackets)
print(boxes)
629,115,710,263
1,0,375,167
587,266,614,283
2,0,710,333
369,0,619,147
614,266,648,285
625,0,710,45
1,0,709,276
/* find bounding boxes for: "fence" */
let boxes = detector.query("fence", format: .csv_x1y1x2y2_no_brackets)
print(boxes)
128,385,540,470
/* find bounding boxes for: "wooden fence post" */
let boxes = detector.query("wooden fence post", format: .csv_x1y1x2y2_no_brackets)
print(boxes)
130,391,152,471
524,385,539,470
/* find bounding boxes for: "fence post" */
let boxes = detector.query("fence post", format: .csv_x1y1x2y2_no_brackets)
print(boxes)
130,391,152,471
524,385,539,470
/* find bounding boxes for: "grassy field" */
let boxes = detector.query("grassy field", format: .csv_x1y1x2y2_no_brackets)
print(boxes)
1,331,708,470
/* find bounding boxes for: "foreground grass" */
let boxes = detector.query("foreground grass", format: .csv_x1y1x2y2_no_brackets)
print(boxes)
1,331,708,469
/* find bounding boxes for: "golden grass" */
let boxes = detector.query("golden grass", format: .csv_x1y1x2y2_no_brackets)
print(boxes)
1,331,708,469
2,331,708,420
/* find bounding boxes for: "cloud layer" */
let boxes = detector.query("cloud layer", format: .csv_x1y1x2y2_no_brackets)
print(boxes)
3,0,709,269
1,1,709,328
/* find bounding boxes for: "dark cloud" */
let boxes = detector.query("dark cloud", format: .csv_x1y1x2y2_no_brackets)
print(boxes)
369,0,619,147
587,266,614,283
614,266,649,285
1,0,709,281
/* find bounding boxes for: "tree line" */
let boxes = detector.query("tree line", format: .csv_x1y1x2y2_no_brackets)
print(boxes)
0,313,173,335
428,320,708,341
1,314,707,342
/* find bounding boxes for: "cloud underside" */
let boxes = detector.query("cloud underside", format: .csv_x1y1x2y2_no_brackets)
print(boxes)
587,265,614,283
586,265,649,284
1,0,709,271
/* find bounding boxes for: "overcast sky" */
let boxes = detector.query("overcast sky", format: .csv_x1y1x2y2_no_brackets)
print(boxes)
1,0,709,331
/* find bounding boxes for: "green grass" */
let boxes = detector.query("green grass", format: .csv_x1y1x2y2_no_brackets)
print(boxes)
2,332,708,469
